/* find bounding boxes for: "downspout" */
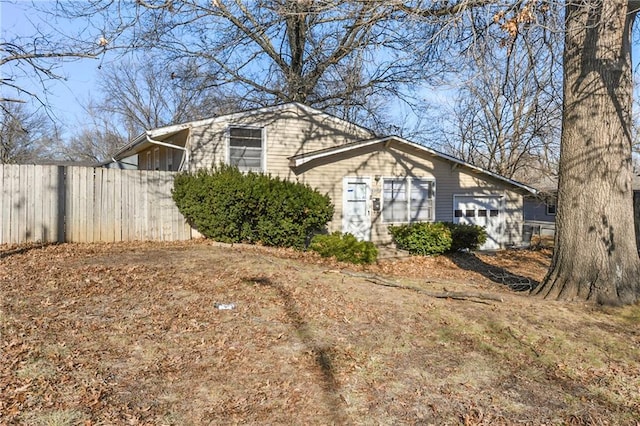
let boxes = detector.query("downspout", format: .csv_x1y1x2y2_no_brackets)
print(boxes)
145,133,190,172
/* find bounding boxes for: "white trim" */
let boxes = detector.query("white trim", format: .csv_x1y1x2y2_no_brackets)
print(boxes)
342,176,372,241
153,147,160,171
226,125,266,172
114,102,374,161
289,136,537,195
546,200,557,216
380,176,436,224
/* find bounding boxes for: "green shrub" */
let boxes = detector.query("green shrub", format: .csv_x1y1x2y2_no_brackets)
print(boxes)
443,222,488,251
388,222,452,255
172,165,334,249
309,232,378,264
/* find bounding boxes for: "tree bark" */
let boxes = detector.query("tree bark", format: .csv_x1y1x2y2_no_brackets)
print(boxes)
533,0,640,305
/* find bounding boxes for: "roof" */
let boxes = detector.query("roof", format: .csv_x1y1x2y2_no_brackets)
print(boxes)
525,175,640,194
113,102,375,160
288,136,538,195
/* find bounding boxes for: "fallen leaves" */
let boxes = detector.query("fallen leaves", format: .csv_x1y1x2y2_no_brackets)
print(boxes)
1,241,638,424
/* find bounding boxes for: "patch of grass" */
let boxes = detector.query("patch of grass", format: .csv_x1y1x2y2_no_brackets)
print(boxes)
21,409,83,426
1,241,639,424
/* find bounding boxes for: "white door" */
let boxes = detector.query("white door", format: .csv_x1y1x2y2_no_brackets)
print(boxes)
342,177,372,241
454,196,503,250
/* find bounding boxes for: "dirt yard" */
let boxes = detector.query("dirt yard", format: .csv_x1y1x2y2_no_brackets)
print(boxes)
1,240,639,425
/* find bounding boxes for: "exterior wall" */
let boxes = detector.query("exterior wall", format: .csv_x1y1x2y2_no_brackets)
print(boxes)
293,141,525,248
137,145,185,171
524,197,556,222
187,104,374,174
133,104,528,249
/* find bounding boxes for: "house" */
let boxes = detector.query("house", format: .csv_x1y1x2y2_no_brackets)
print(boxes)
112,103,537,250
523,177,558,243
524,176,640,248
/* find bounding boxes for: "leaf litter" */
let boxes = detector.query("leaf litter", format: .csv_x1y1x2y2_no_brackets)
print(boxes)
1,240,639,424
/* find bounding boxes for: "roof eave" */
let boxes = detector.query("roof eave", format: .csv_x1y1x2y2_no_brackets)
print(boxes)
289,136,538,195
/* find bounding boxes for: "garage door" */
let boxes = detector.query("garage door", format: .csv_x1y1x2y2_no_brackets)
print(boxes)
453,196,503,250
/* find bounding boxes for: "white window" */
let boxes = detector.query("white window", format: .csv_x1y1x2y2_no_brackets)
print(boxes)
546,199,557,215
382,177,434,223
229,126,263,172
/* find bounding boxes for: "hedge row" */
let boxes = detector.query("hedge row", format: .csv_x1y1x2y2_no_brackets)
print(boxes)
172,165,334,249
389,222,487,255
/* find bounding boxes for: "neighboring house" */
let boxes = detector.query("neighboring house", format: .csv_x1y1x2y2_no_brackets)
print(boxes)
523,178,558,242
524,176,640,248
112,103,537,250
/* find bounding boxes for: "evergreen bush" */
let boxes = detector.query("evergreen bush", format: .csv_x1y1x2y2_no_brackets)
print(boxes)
309,232,378,264
443,222,488,251
172,165,334,249
389,221,489,255
388,222,452,255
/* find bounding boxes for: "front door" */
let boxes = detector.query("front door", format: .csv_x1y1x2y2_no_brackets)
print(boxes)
454,195,503,250
342,177,371,241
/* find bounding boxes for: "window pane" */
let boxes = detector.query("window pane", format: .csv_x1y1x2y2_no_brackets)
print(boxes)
478,209,487,217
383,179,407,222
410,179,433,221
454,209,463,218
230,137,262,148
383,201,407,222
489,209,499,217
230,127,262,139
229,126,263,171
466,209,475,217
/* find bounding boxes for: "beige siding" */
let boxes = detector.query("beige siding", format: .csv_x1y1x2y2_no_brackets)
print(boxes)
293,141,525,247
187,104,374,173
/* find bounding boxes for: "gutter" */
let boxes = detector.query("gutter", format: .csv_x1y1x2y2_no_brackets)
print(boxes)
146,133,191,172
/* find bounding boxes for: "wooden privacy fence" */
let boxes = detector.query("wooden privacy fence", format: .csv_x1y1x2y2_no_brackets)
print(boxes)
1,164,196,245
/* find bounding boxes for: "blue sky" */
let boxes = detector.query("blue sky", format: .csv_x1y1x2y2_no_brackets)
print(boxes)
1,1,104,129
3,1,640,141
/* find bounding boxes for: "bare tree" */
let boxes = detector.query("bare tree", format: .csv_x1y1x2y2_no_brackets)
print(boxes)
0,102,57,163
36,0,640,304
92,56,235,139
1,2,103,111
50,0,437,127
62,101,127,164
439,29,562,182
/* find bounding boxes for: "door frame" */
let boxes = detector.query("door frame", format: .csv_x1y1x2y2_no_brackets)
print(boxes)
342,176,372,241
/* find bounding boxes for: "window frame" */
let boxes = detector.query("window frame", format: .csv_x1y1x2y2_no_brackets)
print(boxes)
227,125,265,172
546,198,557,216
381,177,435,223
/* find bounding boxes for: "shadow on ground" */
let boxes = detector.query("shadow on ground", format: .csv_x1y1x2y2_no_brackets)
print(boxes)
0,242,54,259
446,252,541,292
243,275,348,424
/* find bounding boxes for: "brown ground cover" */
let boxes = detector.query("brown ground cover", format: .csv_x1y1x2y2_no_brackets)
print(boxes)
1,240,639,425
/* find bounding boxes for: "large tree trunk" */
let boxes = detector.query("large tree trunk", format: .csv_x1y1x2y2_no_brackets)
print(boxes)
533,1,640,305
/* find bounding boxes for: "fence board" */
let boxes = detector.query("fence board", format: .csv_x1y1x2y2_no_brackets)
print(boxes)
17,166,28,244
0,165,196,245
1,165,7,244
